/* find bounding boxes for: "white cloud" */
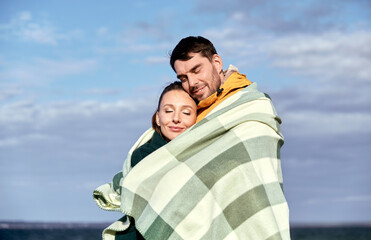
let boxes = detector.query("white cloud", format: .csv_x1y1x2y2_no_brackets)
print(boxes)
34,58,97,77
95,41,171,55
0,133,59,147
204,25,371,145
0,11,82,45
0,58,98,84
283,111,371,136
19,11,32,21
94,45,152,55
122,18,172,43
0,97,156,200
196,2,371,87
20,22,58,45
0,138,19,147
195,0,371,34
145,56,168,64
306,195,371,204
0,97,154,129
81,88,122,96
206,27,371,85
97,27,108,35
269,31,371,83
0,87,23,101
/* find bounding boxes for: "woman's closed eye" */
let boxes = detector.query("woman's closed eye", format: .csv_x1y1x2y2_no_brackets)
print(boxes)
182,110,191,115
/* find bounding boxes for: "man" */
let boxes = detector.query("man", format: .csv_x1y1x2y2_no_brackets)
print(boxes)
94,36,290,240
167,36,290,239
170,36,252,121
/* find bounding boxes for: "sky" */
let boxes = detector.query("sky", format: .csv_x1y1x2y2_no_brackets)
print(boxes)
0,0,370,225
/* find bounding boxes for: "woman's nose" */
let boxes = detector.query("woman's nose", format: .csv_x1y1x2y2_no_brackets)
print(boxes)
172,112,180,123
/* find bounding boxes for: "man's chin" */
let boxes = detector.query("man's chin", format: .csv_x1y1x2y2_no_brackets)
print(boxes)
192,91,209,101
193,95,205,102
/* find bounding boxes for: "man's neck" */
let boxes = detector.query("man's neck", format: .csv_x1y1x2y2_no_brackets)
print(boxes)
220,73,226,86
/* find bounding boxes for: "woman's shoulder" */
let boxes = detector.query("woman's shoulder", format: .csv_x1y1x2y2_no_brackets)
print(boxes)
131,142,152,167
131,131,167,167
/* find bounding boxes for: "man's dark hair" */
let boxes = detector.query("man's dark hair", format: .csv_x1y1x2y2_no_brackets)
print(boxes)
170,36,217,72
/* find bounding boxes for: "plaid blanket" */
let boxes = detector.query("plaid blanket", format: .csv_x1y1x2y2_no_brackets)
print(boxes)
93,83,290,239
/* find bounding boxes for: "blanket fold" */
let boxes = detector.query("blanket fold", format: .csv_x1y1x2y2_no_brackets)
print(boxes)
93,83,290,240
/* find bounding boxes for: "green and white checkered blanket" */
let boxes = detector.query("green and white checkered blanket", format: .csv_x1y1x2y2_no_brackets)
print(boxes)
93,83,290,239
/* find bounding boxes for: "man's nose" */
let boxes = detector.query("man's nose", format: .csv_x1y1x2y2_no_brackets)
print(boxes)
188,75,198,87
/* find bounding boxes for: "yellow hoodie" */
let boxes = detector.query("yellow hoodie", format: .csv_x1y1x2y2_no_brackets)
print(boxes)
197,71,252,122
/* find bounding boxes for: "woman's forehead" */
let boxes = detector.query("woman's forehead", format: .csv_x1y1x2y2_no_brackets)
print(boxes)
161,90,196,107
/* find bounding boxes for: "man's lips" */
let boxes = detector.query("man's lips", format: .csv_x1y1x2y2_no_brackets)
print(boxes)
192,85,205,96
169,126,184,132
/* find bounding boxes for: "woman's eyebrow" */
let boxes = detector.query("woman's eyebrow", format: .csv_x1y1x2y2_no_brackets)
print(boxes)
162,104,174,108
181,105,195,108
162,104,195,109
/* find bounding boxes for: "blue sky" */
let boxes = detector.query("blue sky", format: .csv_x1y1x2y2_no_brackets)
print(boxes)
1,0,370,224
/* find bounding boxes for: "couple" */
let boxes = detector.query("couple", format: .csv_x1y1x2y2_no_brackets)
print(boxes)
93,36,290,240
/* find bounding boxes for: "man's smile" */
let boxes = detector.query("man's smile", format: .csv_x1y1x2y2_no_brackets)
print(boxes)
192,85,206,96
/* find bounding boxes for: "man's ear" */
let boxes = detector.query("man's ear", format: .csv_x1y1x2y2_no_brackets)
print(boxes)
156,112,160,126
212,54,223,73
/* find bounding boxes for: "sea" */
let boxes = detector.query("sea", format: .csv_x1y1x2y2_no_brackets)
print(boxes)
0,222,371,240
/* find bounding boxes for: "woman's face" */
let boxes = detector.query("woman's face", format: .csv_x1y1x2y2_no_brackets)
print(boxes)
156,89,197,140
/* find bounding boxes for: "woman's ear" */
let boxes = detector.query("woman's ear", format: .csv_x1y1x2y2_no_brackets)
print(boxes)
156,112,160,126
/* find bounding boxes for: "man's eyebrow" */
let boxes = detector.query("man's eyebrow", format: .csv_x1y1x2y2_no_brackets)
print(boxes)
176,64,201,79
190,64,201,73
176,73,185,79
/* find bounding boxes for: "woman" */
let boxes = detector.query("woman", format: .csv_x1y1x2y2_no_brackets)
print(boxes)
130,81,197,168
115,81,197,239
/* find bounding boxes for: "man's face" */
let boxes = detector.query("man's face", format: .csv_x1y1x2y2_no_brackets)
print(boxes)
174,53,223,101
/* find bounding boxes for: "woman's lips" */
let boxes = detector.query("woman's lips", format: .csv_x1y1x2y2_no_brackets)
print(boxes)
169,126,183,132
